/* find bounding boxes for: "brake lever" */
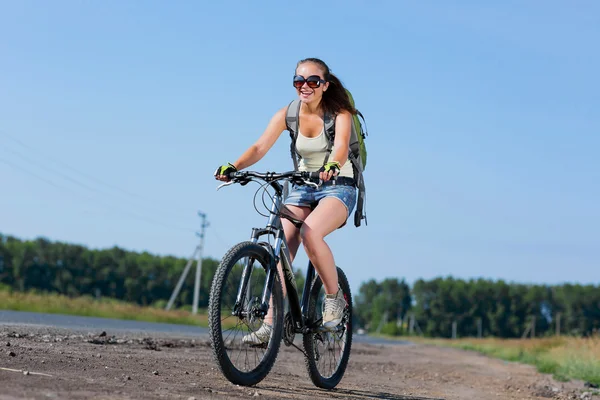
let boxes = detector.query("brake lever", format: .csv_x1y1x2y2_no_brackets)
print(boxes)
216,180,235,191
296,178,320,189
216,177,253,190
305,179,320,189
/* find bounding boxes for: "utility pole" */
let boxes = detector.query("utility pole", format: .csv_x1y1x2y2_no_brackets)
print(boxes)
452,321,457,339
192,212,209,314
166,211,209,314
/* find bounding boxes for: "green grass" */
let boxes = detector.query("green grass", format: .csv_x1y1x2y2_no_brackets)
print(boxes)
0,288,209,327
415,336,600,386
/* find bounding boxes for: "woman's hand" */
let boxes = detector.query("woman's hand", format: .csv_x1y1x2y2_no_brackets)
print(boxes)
318,161,341,181
214,163,238,181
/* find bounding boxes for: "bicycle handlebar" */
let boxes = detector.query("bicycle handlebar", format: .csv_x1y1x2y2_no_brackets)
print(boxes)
227,170,321,182
216,170,324,192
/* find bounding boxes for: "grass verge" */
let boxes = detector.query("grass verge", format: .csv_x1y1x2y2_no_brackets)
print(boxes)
0,289,208,327
414,336,600,386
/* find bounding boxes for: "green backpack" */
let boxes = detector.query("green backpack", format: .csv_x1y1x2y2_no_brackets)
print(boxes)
285,89,368,227
346,90,368,170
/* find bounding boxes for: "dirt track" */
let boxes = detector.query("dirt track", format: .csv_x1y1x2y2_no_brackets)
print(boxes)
0,325,596,400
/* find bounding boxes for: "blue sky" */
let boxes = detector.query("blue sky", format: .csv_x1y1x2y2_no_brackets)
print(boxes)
1,1,598,294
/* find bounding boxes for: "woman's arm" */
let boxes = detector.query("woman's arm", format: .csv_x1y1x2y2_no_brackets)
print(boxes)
330,110,352,167
231,106,288,170
318,110,352,181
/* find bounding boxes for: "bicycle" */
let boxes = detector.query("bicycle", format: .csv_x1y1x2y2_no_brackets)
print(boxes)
207,170,353,389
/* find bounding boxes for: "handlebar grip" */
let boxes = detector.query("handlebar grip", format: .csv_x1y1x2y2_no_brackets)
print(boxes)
306,172,338,181
307,172,321,180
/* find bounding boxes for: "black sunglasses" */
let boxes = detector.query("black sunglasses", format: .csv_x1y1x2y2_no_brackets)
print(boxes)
293,75,327,89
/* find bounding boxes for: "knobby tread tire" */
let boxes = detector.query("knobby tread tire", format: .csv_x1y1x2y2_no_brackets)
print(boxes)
303,267,353,389
208,241,284,386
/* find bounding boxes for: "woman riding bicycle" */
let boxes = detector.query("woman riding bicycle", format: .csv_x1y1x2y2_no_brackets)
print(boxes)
215,57,357,344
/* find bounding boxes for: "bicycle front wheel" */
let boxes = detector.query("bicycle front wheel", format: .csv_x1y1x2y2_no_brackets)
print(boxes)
303,266,353,389
208,241,284,386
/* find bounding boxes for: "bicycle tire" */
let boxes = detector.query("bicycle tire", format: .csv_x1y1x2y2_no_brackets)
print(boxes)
208,241,284,386
302,266,353,389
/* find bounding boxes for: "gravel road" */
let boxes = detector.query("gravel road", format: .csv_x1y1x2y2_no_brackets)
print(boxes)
0,311,596,400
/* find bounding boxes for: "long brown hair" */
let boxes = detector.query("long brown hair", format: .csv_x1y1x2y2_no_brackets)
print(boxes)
296,58,357,116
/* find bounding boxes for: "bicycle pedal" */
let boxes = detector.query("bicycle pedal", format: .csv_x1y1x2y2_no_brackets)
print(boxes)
248,343,268,349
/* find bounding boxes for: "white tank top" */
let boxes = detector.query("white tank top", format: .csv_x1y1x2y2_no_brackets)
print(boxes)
295,129,354,179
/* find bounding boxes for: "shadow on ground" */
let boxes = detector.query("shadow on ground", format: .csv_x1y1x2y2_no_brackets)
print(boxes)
257,384,445,400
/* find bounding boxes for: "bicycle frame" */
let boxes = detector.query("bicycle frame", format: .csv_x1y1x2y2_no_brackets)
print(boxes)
233,179,316,334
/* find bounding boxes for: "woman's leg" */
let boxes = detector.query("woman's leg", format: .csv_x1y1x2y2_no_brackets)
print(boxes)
299,197,348,294
263,204,311,323
300,197,349,328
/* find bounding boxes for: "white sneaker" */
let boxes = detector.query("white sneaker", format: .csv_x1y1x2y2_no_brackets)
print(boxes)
322,289,347,330
242,323,272,345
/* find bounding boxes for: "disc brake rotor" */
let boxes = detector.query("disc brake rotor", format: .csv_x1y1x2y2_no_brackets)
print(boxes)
283,312,295,346
246,297,264,331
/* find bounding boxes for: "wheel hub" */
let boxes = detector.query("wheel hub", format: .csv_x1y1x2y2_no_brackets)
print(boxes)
246,297,264,331
283,312,295,346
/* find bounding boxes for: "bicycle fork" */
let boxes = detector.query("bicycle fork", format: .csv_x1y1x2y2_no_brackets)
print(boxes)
232,228,280,320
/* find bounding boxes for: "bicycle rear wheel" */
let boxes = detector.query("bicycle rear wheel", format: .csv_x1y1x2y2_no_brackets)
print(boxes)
208,241,284,386
302,267,353,389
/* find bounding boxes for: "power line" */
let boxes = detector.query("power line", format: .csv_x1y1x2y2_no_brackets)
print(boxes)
0,156,195,234
1,131,143,199
0,129,233,249
0,157,71,192
5,147,108,194
207,223,232,249
0,130,192,221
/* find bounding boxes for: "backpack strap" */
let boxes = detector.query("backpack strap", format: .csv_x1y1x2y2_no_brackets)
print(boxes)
321,112,336,165
285,99,302,170
286,100,337,168
349,153,367,227
356,110,368,137
323,112,367,227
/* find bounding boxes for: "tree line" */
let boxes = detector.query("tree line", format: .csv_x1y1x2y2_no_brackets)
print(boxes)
354,276,599,338
1,234,598,338
0,234,304,311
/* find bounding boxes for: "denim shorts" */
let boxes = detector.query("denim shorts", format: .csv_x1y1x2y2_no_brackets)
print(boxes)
284,180,357,218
